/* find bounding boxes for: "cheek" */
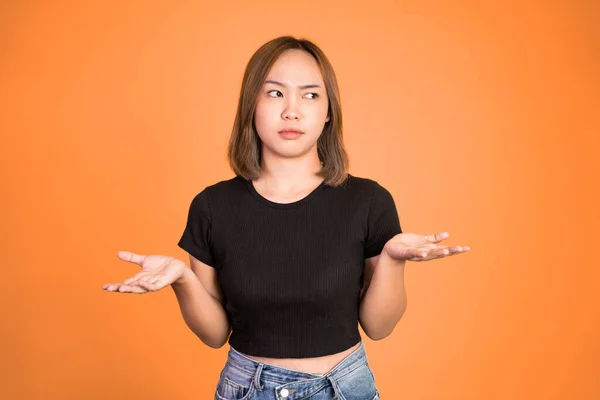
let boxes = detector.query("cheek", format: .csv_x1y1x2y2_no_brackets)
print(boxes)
311,103,330,126
255,100,276,121
315,100,329,120
254,103,276,138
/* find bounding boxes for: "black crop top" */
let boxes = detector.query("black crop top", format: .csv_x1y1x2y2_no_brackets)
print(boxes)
177,174,402,358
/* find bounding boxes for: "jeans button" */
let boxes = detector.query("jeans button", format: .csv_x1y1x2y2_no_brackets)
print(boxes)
280,388,289,397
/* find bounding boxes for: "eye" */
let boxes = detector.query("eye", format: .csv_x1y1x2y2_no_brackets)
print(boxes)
305,93,319,99
267,90,283,98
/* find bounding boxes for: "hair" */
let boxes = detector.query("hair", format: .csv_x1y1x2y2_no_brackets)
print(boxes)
227,36,349,187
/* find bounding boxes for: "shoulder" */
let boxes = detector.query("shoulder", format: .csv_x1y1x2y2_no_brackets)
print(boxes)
192,175,247,198
340,174,391,198
185,176,246,213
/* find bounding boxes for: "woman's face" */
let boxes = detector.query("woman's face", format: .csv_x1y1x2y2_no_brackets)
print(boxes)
254,49,330,162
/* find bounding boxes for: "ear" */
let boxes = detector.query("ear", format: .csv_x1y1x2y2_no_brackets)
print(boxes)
325,114,330,123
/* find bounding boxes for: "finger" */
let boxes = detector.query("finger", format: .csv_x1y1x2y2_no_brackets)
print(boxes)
103,283,121,291
423,232,449,243
137,275,160,286
432,247,450,257
123,277,139,285
103,283,118,291
102,283,145,293
146,276,160,284
125,271,158,285
117,251,146,266
138,280,162,292
410,248,428,258
415,248,447,261
427,246,471,260
102,283,119,292
123,273,147,285
448,245,470,254
123,279,145,287
408,254,428,262
117,284,148,294
410,247,452,261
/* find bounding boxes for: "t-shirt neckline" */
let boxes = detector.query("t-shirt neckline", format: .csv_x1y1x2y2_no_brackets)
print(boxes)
243,177,327,209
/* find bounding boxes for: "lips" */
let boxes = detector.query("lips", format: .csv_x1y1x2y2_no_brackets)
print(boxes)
278,129,303,134
278,129,303,139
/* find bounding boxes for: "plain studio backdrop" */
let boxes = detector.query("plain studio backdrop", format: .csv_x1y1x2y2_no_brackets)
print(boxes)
1,1,598,399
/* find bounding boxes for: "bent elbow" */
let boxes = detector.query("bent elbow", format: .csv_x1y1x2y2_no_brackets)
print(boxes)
362,309,407,341
201,328,231,349
365,329,393,341
203,336,229,349
205,340,227,349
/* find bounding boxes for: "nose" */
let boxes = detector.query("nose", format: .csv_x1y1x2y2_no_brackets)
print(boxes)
282,97,301,120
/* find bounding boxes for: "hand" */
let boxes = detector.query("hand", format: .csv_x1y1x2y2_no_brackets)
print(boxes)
382,232,470,262
102,251,187,294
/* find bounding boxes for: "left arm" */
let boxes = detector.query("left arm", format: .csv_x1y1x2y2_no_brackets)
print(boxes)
359,252,407,340
359,231,470,341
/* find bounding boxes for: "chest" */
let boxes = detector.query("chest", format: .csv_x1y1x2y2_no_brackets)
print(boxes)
210,203,368,307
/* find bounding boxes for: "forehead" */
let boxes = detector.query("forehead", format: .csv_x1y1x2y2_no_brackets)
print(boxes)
266,49,324,85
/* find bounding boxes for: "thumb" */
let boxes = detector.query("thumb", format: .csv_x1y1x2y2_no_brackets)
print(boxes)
117,250,146,267
424,232,449,243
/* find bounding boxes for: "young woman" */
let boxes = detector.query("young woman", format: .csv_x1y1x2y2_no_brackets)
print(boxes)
103,36,470,400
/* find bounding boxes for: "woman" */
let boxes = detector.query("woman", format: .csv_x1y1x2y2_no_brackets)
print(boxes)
103,36,470,399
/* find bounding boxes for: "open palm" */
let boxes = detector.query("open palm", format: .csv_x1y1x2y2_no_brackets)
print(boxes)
383,232,470,262
102,251,187,294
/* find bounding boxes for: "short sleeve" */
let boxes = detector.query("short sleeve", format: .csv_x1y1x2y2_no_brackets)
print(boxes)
177,190,215,267
364,182,402,259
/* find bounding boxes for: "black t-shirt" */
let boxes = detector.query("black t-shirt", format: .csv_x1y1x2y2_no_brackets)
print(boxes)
177,174,402,358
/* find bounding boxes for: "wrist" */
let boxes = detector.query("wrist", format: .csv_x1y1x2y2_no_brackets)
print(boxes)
173,266,192,286
380,245,393,261
380,246,406,266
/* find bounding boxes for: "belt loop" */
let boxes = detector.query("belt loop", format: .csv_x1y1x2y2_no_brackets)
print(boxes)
326,373,342,398
253,363,264,391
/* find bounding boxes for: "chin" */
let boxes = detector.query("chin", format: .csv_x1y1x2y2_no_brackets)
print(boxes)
265,145,314,159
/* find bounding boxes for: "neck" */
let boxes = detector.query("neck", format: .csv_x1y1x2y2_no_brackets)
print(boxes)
257,151,323,189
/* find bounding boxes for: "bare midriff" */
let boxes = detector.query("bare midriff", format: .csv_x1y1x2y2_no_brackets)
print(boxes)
239,342,361,375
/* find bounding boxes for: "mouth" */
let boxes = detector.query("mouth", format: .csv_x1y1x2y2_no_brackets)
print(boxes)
278,129,303,134
278,129,303,139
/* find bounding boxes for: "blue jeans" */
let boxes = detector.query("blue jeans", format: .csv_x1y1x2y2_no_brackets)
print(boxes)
214,341,380,400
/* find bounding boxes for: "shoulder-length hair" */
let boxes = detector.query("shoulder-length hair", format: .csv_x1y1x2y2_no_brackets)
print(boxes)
227,36,349,187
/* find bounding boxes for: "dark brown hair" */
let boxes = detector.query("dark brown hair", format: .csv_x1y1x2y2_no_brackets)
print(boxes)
227,36,349,187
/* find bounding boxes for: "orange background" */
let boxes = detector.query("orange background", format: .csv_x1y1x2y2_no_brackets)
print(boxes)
2,1,598,399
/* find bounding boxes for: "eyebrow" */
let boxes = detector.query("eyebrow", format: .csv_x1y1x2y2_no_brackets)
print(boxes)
264,80,322,90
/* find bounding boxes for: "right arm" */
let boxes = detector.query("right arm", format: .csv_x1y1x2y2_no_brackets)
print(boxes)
171,255,231,349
